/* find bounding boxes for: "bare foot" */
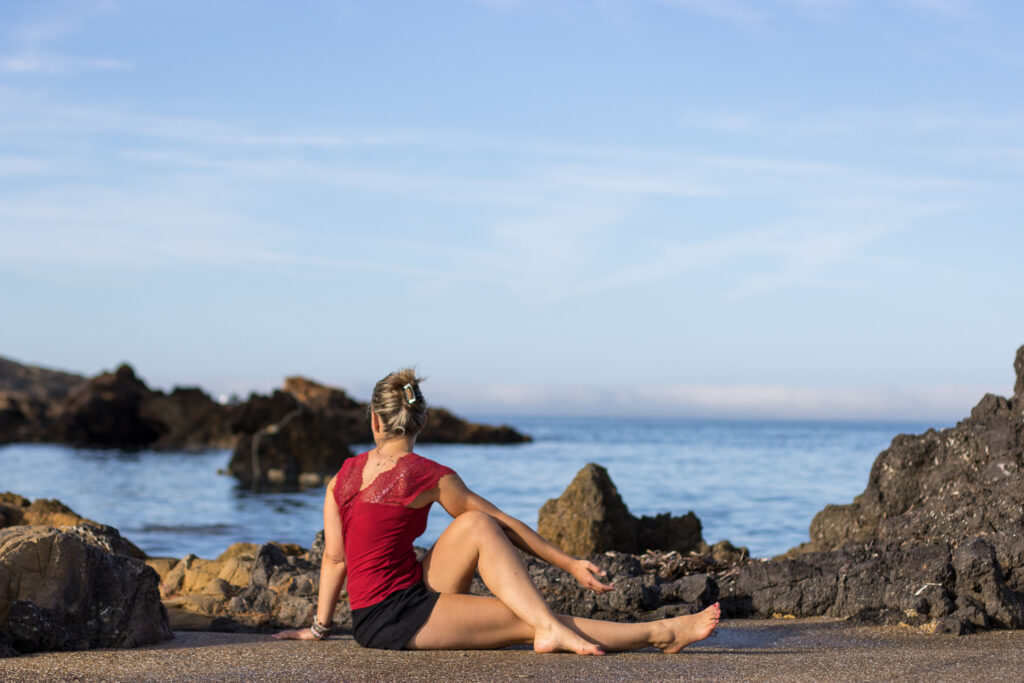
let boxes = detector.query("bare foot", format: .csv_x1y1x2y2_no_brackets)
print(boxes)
653,603,721,653
533,623,604,655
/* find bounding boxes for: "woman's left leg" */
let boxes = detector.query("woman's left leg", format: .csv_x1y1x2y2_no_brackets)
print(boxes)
407,593,721,652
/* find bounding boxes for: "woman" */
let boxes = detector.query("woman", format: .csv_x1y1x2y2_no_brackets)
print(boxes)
274,369,720,654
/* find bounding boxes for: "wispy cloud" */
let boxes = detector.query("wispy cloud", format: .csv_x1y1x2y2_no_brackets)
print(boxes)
0,53,129,74
0,1,129,75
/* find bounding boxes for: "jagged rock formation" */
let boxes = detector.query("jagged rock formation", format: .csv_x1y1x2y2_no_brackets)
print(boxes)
0,525,172,657
538,463,709,556
726,344,1024,634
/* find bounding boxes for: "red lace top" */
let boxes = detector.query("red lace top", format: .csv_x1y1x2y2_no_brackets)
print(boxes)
333,451,455,610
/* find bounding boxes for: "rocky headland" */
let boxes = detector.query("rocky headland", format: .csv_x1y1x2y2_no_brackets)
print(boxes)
0,356,529,488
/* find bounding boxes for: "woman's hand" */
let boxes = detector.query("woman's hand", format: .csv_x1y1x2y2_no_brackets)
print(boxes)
272,627,320,640
569,558,614,593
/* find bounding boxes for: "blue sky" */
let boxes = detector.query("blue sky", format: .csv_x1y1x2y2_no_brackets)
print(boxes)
1,0,1022,420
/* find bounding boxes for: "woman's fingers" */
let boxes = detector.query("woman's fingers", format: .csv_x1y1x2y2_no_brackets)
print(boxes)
573,559,614,593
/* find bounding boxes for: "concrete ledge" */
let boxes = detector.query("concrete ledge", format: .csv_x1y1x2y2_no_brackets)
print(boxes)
2,618,1023,682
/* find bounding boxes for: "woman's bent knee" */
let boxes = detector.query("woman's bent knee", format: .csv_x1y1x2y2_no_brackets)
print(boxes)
451,509,501,533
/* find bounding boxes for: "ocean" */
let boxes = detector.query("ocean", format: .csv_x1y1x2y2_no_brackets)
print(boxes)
0,416,944,560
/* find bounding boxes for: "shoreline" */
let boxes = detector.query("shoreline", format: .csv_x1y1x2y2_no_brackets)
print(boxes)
3,618,1021,682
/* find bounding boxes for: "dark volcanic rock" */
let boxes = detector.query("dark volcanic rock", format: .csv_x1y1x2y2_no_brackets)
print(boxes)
806,389,1024,553
0,526,172,656
759,344,1024,634
538,463,707,556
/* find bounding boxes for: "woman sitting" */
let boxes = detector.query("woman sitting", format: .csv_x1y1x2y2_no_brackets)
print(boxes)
274,369,720,654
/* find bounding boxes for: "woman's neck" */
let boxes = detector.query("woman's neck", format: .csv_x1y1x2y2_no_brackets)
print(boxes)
372,436,416,459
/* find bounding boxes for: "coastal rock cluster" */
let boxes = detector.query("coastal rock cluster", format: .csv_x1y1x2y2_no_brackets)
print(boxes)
147,536,747,634
0,356,529,489
148,470,750,633
0,497,171,657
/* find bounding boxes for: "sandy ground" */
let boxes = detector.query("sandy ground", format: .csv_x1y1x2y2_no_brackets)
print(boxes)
2,618,1022,682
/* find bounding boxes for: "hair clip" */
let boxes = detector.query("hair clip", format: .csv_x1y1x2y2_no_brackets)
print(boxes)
402,383,417,404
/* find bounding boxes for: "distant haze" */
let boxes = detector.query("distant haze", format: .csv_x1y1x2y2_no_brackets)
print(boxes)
1,1,1021,422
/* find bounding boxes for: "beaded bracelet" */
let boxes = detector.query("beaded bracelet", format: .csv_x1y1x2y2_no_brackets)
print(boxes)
310,613,330,640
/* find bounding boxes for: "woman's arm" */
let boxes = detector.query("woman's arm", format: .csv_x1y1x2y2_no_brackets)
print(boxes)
273,477,348,639
436,473,613,594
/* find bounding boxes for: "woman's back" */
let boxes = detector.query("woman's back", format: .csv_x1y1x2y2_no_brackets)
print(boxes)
334,452,453,609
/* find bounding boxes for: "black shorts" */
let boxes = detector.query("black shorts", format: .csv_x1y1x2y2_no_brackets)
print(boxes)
351,582,441,650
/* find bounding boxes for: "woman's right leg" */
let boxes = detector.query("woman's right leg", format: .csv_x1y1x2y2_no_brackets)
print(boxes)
413,510,721,653
418,510,603,654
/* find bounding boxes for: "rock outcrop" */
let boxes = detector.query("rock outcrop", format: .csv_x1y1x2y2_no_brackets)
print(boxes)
226,383,358,490
0,358,530,489
538,463,708,556
227,376,530,490
726,344,1024,634
0,525,172,656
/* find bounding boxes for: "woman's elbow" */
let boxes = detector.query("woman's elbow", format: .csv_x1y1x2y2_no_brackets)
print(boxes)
322,551,347,568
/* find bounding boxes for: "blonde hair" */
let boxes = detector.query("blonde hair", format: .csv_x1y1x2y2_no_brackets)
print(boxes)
370,368,427,439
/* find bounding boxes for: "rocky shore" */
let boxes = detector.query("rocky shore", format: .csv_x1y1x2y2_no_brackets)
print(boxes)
3,346,1023,657
0,357,529,488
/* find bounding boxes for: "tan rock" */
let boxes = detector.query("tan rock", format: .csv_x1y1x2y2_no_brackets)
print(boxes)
217,542,259,562
217,556,255,589
538,463,703,556
144,557,179,582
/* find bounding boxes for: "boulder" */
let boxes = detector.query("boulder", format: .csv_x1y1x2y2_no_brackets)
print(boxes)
538,463,706,556
0,492,145,559
0,526,172,656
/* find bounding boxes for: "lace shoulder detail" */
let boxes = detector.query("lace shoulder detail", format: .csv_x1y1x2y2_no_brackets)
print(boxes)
332,452,367,509
335,452,455,508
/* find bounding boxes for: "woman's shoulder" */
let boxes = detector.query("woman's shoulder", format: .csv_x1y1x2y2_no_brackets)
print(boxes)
409,452,456,476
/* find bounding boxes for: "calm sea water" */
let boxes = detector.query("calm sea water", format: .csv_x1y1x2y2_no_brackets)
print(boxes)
0,417,943,559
